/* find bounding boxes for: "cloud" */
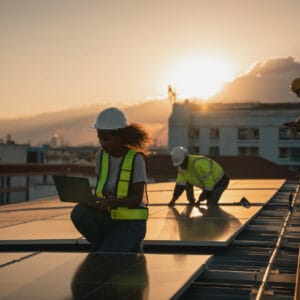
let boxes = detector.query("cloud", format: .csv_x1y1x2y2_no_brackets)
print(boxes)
1,56,299,146
214,56,300,102
247,56,300,76
0,100,171,146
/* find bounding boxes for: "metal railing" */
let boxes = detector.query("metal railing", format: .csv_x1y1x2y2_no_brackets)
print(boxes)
252,181,300,300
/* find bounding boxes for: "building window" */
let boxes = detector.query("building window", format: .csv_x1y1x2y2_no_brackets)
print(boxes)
27,151,38,163
290,148,300,161
279,127,300,140
209,146,219,156
238,147,259,156
188,127,199,139
238,147,247,156
210,128,219,140
249,147,259,156
188,146,199,154
290,130,300,140
279,147,289,158
279,127,290,140
238,128,259,140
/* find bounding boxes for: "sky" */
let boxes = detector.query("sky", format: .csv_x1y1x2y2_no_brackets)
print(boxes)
0,0,300,118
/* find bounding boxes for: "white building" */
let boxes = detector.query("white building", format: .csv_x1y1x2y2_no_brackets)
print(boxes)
0,144,28,203
0,143,95,204
0,143,51,204
0,144,27,164
168,101,300,170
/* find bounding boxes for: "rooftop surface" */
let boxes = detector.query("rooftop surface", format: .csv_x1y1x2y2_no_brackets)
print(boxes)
0,179,299,299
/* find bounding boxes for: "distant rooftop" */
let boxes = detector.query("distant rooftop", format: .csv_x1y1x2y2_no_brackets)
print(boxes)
0,155,297,180
174,101,300,111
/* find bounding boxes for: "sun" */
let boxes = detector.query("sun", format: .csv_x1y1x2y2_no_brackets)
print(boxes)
166,55,236,99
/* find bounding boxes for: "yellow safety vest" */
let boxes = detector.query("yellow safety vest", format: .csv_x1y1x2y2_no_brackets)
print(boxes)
176,155,225,191
96,149,137,198
95,149,148,220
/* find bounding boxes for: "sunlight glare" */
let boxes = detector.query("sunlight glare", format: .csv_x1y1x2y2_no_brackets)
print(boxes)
167,56,236,99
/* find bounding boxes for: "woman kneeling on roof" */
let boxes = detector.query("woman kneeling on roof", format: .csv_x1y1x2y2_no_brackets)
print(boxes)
71,107,150,252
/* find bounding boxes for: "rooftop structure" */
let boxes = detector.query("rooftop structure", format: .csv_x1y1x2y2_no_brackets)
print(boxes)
168,102,300,171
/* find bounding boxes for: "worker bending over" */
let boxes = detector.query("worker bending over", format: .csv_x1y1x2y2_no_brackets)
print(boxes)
168,147,230,206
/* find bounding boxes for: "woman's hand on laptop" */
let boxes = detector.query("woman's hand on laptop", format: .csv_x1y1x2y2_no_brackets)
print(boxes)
86,196,105,209
91,195,117,210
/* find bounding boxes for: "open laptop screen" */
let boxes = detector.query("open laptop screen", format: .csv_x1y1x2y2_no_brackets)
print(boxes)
53,175,95,204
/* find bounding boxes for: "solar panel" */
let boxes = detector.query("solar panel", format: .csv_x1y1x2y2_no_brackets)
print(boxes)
0,220,80,245
147,180,284,205
0,252,35,267
144,205,261,246
228,179,285,189
0,180,282,247
0,252,212,300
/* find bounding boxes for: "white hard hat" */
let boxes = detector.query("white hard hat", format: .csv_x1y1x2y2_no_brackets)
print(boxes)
92,107,127,130
171,146,187,167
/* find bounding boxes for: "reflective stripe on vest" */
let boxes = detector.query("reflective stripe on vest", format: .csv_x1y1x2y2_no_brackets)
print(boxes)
117,149,136,198
95,149,137,198
96,151,109,198
110,207,148,220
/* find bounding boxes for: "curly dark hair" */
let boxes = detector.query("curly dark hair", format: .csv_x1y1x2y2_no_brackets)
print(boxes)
114,123,150,153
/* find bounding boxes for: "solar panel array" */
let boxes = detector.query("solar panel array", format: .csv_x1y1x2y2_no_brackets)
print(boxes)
0,179,286,298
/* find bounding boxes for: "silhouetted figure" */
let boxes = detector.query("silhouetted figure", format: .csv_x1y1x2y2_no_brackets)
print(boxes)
71,107,150,252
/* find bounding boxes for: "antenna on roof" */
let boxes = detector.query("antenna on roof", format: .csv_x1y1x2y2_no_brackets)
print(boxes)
168,85,176,104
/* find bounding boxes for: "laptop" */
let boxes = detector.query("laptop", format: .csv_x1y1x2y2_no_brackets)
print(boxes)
53,175,95,204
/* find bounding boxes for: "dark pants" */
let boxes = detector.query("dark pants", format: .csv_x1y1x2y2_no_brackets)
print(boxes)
206,174,230,205
186,182,195,203
71,204,146,253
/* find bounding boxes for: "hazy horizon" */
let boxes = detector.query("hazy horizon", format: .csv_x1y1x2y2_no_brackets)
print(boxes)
1,54,300,147
0,100,172,147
